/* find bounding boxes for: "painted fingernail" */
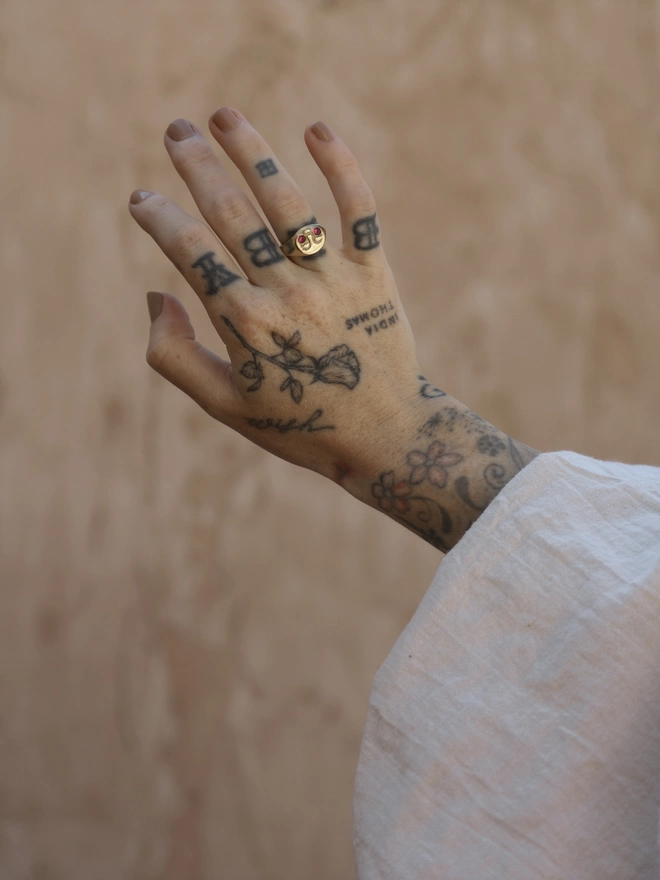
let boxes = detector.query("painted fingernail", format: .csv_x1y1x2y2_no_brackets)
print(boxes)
212,107,241,133
130,190,154,204
166,119,195,141
311,121,334,142
147,292,164,322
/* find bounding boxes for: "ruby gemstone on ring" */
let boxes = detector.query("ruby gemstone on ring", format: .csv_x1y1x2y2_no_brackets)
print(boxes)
313,227,321,235
298,235,306,243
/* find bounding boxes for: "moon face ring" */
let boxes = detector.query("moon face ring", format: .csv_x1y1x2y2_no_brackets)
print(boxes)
281,224,326,258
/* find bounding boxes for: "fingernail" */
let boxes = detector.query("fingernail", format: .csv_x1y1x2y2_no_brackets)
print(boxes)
130,190,154,205
147,292,164,322
311,121,333,142
166,119,195,141
212,107,241,133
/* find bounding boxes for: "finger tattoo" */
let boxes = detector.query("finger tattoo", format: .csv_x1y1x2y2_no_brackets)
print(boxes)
191,252,242,295
352,213,380,250
255,159,278,178
243,229,286,267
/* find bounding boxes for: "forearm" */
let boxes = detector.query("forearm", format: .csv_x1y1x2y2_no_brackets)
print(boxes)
344,376,539,553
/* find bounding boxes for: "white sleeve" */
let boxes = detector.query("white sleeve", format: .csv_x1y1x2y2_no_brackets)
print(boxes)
353,451,660,880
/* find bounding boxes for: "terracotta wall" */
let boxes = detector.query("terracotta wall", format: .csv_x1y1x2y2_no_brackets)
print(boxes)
2,1,659,877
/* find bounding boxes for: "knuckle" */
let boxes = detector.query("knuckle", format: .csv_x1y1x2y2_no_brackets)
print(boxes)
330,153,359,175
207,192,251,225
173,221,209,254
269,190,308,218
146,337,174,373
224,297,253,328
351,197,377,218
178,146,216,173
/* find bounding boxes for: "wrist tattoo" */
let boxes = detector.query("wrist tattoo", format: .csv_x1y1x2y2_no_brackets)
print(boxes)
222,317,361,404
418,375,447,399
418,405,487,438
373,415,538,552
191,251,241,295
371,439,463,552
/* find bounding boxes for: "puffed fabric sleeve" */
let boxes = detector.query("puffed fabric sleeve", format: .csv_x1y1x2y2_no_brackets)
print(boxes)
353,451,660,880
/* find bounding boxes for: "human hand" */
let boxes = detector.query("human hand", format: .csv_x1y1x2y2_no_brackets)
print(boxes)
130,108,538,552
129,109,422,484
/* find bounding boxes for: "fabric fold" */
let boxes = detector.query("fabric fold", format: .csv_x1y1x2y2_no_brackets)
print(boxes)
353,451,660,879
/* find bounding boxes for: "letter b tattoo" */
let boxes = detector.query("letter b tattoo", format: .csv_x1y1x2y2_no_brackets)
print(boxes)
352,213,380,250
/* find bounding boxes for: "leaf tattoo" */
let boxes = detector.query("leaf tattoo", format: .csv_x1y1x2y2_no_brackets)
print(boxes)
239,359,265,392
223,317,360,403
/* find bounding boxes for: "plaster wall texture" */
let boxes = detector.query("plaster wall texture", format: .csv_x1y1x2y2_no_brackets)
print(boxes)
1,1,659,878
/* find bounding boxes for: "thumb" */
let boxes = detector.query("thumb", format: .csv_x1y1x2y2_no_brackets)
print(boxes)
145,292,237,420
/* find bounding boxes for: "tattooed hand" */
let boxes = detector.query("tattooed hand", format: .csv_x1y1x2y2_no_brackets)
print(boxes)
129,109,538,553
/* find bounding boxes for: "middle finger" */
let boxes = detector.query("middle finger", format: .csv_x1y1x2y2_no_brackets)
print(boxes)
164,118,292,284
208,107,330,269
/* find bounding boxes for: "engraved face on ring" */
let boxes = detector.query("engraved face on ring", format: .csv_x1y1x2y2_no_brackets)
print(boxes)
294,225,325,255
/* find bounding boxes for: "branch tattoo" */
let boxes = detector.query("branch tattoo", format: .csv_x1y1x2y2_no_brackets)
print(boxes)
222,317,361,404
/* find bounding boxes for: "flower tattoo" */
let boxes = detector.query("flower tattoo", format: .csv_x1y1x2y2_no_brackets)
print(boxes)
223,318,360,404
406,441,463,488
372,472,413,513
477,434,507,457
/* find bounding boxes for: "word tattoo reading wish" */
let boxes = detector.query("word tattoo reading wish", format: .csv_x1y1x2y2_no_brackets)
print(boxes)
243,229,285,267
246,409,334,433
345,300,399,335
352,213,380,250
191,252,241,295
255,158,278,178
222,317,360,404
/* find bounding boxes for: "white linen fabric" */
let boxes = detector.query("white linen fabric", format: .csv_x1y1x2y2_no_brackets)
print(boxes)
353,451,660,880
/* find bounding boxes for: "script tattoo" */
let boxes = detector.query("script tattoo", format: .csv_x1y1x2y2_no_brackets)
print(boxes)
245,409,334,433
418,375,447,399
191,252,241,295
352,213,380,250
222,317,361,404
255,158,278,178
345,301,399,335
243,228,285,267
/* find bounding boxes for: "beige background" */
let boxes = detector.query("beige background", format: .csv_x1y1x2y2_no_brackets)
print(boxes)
2,1,659,878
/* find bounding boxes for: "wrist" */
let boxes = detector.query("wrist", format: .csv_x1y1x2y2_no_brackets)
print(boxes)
338,387,539,552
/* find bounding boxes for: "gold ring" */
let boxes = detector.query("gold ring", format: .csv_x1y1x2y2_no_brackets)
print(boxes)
280,223,326,258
